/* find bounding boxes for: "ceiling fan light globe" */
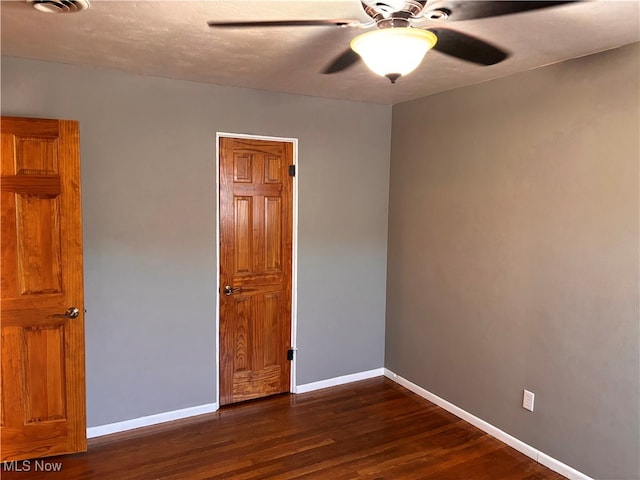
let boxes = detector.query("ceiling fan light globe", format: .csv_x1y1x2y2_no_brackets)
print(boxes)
350,28,437,79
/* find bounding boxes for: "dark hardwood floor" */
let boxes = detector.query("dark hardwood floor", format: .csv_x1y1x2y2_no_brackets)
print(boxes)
1,377,566,479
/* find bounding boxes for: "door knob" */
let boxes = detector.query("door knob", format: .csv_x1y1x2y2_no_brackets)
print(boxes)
223,285,243,296
52,307,80,319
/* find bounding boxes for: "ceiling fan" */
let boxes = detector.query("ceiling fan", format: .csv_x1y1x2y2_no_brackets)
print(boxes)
208,1,577,83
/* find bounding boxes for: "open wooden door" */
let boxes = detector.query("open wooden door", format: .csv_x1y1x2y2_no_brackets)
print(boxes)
1,117,86,460
219,137,293,406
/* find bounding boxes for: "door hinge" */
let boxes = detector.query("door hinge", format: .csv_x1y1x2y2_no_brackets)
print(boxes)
287,349,294,361
288,165,295,177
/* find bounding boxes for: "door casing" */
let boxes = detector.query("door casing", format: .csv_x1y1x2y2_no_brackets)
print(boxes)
215,132,298,406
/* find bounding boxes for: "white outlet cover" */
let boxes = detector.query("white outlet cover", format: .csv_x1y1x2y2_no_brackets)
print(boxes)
523,389,535,411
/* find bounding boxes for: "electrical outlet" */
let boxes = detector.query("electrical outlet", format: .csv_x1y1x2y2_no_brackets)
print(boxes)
523,390,535,412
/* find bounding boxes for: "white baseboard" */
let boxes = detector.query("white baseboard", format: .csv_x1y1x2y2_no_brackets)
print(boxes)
295,368,385,394
86,367,385,438
383,369,592,480
87,402,219,439
87,368,384,438
86,368,590,480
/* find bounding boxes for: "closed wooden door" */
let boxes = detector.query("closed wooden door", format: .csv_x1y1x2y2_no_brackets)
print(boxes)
1,117,86,460
219,137,293,406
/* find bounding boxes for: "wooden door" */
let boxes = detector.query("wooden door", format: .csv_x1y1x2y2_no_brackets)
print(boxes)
219,137,293,406
1,117,86,460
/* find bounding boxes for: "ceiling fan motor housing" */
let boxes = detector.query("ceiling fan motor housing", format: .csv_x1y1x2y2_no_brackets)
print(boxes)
360,0,428,19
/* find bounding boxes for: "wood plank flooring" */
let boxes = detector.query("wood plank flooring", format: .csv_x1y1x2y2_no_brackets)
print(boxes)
1,377,566,479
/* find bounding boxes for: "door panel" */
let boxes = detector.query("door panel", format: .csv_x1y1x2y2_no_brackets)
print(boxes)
0,117,86,460
219,137,293,406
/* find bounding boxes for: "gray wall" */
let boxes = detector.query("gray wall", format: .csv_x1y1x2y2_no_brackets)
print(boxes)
1,56,391,427
3,43,638,478
386,42,640,480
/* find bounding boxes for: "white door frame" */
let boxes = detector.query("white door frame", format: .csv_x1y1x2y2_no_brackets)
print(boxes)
215,132,299,407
